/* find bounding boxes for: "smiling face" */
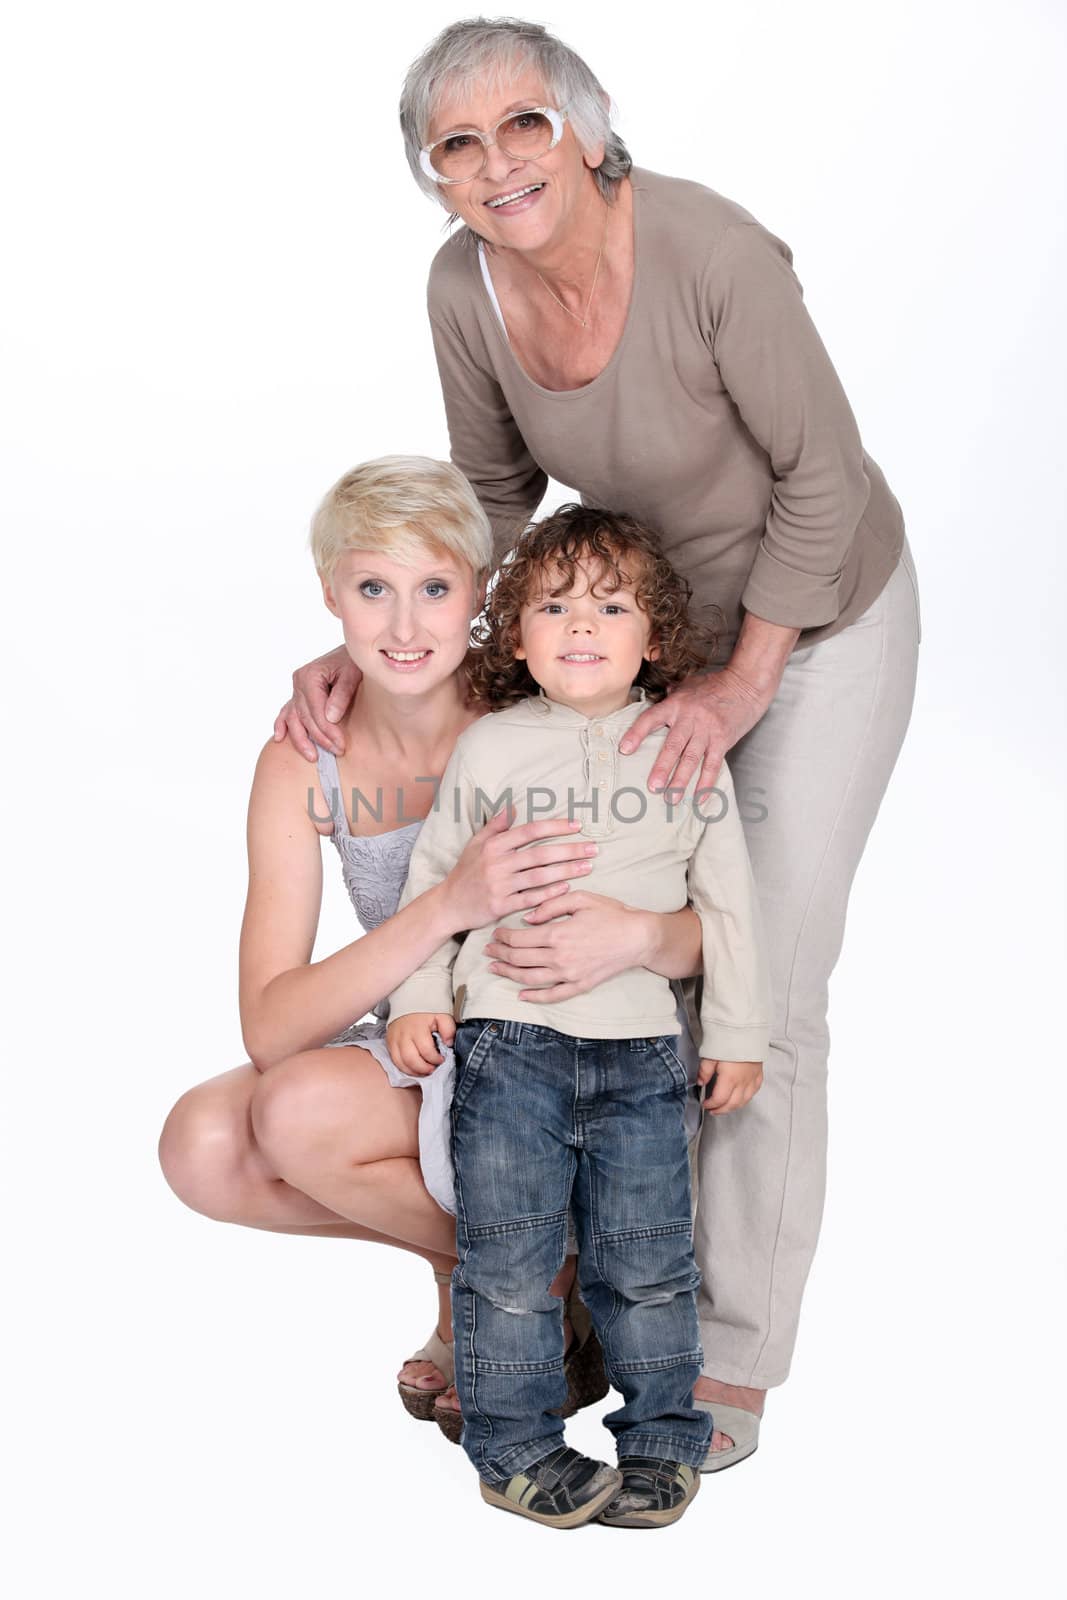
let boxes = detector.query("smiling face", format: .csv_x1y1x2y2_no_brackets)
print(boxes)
425,64,605,252
323,543,484,697
514,549,658,717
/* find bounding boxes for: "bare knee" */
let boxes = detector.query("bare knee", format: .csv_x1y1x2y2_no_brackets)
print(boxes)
158,1077,255,1221
248,1052,352,1179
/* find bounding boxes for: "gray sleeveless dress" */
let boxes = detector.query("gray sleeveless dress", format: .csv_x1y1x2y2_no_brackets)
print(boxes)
314,743,458,1215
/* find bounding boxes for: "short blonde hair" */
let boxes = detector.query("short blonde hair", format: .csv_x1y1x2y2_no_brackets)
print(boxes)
309,455,493,585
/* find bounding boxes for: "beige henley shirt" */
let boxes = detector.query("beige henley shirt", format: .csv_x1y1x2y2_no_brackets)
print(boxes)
387,687,772,1063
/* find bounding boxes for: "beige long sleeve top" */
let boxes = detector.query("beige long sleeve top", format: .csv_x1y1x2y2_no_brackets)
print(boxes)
428,167,905,665
387,687,772,1063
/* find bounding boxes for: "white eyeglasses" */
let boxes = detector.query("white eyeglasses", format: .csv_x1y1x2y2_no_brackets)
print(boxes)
420,105,568,185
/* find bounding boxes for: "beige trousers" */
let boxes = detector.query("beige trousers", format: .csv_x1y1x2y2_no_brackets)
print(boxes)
693,538,922,1388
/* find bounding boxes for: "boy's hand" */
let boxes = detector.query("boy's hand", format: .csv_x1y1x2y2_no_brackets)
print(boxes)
698,1057,763,1116
385,1013,456,1077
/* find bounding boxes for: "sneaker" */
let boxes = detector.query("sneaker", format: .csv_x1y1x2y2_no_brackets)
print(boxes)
479,1446,623,1529
597,1458,701,1528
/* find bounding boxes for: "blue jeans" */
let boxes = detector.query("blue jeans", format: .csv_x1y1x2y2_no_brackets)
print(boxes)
449,1018,713,1484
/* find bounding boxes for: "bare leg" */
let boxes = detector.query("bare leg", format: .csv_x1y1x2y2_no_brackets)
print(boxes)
247,1049,458,1260
158,1053,457,1391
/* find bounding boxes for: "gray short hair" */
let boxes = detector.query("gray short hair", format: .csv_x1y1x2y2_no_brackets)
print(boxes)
399,16,632,207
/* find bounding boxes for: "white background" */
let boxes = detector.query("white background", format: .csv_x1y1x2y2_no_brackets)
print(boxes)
3,1,1065,1594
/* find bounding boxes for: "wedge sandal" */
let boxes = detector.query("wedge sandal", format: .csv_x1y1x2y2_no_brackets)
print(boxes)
396,1269,455,1421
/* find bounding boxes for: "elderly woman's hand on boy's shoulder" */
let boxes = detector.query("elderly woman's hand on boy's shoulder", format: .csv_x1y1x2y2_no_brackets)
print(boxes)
619,666,773,798
698,1057,764,1116
274,643,362,762
386,1012,456,1077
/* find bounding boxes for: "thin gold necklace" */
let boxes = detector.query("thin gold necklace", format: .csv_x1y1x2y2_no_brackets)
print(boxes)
536,203,610,329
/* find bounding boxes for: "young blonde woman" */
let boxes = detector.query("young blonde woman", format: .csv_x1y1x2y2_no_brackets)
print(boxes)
159,455,705,1431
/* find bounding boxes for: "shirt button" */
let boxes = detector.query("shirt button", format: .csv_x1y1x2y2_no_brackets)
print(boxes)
598,779,607,789
592,725,604,737
597,751,609,762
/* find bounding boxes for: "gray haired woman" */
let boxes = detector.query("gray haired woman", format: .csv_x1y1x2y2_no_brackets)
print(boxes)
277,16,922,1470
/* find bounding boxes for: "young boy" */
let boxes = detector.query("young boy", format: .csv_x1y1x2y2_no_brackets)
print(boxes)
386,505,771,1529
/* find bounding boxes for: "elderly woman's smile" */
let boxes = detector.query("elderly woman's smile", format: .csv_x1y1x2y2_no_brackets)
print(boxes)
483,181,545,214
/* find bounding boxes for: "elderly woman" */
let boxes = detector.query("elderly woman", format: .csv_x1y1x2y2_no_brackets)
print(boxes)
277,18,921,1469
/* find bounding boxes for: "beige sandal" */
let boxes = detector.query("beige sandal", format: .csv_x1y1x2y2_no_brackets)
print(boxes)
397,1269,455,1421
695,1399,761,1472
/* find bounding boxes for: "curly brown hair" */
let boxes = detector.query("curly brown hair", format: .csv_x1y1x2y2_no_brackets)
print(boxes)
465,504,722,710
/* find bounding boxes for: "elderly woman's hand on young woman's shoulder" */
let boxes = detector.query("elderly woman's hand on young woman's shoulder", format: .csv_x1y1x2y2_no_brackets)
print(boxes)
274,643,361,761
